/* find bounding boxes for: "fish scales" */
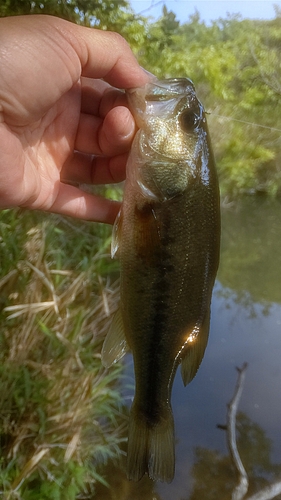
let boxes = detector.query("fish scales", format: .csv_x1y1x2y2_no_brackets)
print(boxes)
102,78,220,483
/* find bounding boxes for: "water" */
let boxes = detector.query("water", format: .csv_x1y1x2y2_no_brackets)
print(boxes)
95,197,281,499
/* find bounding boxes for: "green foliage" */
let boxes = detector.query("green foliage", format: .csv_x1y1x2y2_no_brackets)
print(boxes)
0,0,78,21
135,10,281,199
0,0,133,28
75,0,127,26
18,460,86,500
0,209,124,498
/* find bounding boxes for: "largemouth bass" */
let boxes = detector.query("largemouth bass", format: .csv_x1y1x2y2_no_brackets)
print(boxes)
102,78,220,483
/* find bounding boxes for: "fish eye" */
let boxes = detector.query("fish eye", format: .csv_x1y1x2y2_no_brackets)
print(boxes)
180,108,201,132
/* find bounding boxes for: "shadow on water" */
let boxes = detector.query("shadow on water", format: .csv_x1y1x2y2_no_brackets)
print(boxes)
94,197,281,500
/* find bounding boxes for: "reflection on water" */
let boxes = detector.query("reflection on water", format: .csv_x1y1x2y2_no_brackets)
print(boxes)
94,197,281,499
219,197,281,304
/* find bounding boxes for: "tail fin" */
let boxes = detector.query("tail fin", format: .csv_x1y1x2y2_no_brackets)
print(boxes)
127,402,175,483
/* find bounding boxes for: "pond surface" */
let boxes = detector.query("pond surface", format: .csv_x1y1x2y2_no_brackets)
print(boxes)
94,197,281,500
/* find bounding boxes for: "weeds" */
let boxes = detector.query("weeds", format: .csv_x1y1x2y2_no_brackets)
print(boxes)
0,209,124,499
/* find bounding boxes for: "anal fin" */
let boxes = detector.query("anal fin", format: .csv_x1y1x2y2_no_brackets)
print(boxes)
180,310,210,386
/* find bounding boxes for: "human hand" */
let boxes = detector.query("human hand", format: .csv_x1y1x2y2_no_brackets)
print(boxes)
0,15,150,223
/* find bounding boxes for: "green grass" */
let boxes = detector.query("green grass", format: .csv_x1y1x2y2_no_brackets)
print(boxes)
0,209,125,499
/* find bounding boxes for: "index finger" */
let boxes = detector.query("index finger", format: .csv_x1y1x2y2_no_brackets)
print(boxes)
64,23,151,88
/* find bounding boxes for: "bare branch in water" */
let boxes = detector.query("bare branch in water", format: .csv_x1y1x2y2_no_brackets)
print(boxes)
227,362,249,500
226,363,281,500
247,482,281,500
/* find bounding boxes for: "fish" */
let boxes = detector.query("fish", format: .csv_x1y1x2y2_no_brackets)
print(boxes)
101,78,220,483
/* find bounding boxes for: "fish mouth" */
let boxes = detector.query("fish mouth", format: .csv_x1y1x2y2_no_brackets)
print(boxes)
128,78,196,102
147,78,195,99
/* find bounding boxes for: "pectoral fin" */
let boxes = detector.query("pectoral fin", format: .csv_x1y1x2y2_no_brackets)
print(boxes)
101,308,128,368
180,311,210,386
111,208,123,259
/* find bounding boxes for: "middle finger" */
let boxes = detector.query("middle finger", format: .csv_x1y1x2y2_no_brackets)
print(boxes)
75,105,136,156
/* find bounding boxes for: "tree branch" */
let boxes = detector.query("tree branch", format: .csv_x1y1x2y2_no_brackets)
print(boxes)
226,363,281,500
227,363,249,500
247,482,281,500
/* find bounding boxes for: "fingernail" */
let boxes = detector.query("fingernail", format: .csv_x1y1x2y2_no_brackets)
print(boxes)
141,67,157,80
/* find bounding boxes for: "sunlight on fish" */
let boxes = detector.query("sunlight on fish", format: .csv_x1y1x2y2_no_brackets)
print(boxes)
185,332,197,343
101,78,220,483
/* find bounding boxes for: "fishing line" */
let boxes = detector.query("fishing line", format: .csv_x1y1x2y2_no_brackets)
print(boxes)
210,113,281,133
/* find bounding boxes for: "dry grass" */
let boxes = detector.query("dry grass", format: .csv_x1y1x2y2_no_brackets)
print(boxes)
0,211,125,499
